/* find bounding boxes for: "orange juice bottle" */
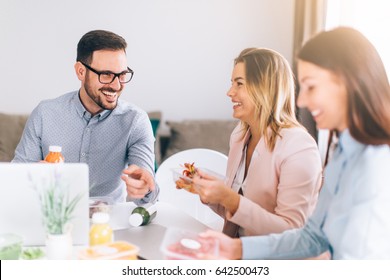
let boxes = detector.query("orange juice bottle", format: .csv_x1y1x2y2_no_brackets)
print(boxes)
44,146,65,163
89,212,113,246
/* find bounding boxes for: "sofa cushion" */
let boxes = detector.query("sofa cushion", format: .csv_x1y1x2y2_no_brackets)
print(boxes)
0,113,29,162
163,119,238,161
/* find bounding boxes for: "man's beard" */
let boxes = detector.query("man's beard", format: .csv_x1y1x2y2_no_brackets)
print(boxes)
84,75,121,111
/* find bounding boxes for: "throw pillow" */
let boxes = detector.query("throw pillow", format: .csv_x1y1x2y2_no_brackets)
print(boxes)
0,113,29,162
163,120,238,161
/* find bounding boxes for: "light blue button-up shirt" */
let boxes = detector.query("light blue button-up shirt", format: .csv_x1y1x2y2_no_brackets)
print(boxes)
242,130,390,259
13,91,159,204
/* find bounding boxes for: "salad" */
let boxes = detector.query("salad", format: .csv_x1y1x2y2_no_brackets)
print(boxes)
174,162,199,194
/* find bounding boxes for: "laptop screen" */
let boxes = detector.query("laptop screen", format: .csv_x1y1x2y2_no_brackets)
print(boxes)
0,163,89,246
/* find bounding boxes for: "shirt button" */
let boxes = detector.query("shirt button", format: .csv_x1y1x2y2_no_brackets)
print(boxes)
81,152,86,157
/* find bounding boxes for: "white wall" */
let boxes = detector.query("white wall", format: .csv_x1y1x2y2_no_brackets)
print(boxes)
0,0,294,125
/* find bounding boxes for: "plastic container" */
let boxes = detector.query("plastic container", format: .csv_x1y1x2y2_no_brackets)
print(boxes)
160,228,219,260
0,233,23,260
129,203,157,227
44,145,65,163
172,167,227,194
89,196,114,219
172,168,197,194
79,241,139,260
89,212,113,246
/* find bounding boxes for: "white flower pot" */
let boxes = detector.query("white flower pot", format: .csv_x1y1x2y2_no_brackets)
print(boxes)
45,232,73,260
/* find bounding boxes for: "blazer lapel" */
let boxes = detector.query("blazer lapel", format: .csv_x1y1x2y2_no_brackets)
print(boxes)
226,129,251,188
223,129,251,237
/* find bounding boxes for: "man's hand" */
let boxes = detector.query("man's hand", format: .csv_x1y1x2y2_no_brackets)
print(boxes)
121,164,155,199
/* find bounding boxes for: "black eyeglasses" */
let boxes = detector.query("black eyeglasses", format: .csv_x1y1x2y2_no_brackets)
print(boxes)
79,61,134,84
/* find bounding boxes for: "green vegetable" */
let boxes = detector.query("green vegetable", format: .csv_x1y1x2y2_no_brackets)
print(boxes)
21,248,45,260
0,243,22,260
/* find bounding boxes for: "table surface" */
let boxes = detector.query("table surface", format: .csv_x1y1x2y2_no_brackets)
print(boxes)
109,201,212,260
21,201,213,260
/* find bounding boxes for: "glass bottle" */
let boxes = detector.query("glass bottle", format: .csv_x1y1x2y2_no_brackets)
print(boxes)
89,212,113,246
44,146,65,163
129,203,157,227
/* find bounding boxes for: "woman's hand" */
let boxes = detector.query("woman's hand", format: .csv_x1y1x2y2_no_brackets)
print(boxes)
193,169,240,215
197,230,243,260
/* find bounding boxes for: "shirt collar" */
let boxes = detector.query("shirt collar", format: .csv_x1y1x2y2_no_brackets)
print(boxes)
338,129,365,159
72,91,113,121
73,91,86,118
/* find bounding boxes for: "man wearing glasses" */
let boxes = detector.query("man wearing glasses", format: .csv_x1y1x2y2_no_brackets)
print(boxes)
13,30,159,205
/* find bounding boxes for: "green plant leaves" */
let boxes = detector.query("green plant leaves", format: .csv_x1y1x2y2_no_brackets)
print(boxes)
35,172,84,235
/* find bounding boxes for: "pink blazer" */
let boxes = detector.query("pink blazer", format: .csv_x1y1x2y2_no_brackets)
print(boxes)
210,125,322,237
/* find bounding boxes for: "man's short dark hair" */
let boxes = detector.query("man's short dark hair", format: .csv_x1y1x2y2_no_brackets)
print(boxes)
77,30,127,64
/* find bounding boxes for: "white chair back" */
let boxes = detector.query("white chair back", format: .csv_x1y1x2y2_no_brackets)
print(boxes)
155,148,227,230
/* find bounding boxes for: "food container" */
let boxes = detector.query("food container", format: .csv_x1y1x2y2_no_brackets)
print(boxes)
172,168,198,194
0,233,23,260
78,241,139,260
89,196,114,219
172,167,226,194
160,228,219,260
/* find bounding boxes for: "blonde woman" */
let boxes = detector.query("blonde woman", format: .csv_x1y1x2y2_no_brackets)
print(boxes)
193,48,322,237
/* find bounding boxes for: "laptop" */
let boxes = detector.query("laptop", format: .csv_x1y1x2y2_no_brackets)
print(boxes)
0,163,89,246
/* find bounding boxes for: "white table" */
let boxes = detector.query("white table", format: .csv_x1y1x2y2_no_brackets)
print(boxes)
111,201,212,259
21,202,213,260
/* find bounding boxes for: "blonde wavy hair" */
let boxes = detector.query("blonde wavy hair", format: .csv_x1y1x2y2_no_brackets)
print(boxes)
234,48,301,151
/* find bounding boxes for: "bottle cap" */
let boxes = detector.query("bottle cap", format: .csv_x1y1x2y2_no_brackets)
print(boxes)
49,146,62,153
129,213,143,227
92,212,110,224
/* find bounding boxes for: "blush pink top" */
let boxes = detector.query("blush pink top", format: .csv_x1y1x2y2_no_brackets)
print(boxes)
209,125,322,237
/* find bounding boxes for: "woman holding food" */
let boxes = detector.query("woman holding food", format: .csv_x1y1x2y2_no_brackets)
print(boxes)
192,48,322,237
198,27,390,259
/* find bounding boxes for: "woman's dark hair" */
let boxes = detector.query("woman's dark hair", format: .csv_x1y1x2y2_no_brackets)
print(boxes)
77,30,127,64
298,27,390,145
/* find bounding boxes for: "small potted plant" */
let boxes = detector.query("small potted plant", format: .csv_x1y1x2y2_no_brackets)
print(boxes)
32,171,84,259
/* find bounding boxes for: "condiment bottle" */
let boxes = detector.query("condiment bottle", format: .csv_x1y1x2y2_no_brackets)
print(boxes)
89,212,113,246
44,146,65,163
129,204,157,227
